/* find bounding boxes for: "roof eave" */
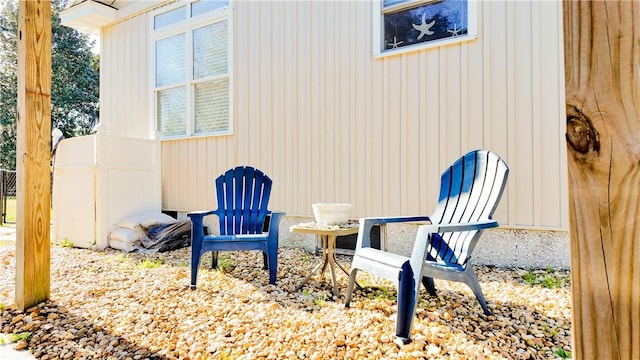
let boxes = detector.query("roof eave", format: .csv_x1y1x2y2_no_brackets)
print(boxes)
60,0,117,35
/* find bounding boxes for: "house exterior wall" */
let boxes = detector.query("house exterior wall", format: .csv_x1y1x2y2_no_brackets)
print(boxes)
99,0,568,231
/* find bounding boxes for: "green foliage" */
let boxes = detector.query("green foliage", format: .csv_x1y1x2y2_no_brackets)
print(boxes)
0,331,30,344
523,268,569,289
313,296,325,307
136,257,163,269
0,0,99,169
217,253,233,272
372,287,394,301
56,237,74,248
554,348,572,359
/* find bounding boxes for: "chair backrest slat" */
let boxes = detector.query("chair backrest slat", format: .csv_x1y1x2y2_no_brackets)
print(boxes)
215,166,272,236
429,150,509,268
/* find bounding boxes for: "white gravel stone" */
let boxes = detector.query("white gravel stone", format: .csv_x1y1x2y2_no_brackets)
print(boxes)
0,244,572,359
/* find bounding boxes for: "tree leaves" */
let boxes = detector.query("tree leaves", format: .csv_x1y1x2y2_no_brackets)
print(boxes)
0,0,99,169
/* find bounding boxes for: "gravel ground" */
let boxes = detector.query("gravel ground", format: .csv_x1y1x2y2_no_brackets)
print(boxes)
0,242,572,359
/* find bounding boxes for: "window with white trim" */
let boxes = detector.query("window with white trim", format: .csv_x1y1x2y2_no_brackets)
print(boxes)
375,0,476,56
153,0,231,139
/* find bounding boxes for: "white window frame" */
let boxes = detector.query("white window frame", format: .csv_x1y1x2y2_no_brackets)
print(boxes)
151,0,233,140
373,0,477,58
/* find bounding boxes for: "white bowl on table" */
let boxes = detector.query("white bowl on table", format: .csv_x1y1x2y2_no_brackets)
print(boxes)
312,203,352,225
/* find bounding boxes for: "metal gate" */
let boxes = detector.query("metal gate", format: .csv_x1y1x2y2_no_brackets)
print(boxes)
0,169,16,225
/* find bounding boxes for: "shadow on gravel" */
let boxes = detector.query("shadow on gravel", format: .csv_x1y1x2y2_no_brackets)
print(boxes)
0,302,170,359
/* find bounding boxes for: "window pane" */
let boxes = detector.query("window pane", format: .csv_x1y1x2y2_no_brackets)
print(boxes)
191,0,228,17
193,21,228,80
157,87,187,136
383,0,467,51
194,79,229,133
156,34,186,87
154,6,186,29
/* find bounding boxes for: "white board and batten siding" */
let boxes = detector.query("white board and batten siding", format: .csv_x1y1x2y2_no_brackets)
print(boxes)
99,0,568,230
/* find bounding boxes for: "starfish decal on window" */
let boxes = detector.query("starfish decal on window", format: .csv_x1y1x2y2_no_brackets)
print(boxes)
447,23,461,37
387,36,403,49
412,13,436,40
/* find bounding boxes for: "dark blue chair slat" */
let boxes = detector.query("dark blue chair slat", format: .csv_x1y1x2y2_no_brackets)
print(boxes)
188,166,285,288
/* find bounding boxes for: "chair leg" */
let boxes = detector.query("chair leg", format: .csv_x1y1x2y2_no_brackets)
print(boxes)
344,268,359,307
262,252,269,270
267,246,278,285
464,267,492,315
191,250,203,290
422,276,437,296
395,261,416,344
211,251,218,269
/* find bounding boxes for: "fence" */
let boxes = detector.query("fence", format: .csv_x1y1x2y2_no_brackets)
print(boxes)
0,169,16,225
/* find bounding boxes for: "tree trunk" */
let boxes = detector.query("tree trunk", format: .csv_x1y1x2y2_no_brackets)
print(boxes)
563,1,640,358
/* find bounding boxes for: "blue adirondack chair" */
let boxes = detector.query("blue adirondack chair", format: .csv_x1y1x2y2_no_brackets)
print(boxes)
345,150,509,344
188,166,285,289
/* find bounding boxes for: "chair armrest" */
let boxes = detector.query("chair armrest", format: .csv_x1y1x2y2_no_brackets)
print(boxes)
186,210,217,219
187,210,218,240
421,220,498,234
266,211,286,234
355,216,431,249
359,215,431,226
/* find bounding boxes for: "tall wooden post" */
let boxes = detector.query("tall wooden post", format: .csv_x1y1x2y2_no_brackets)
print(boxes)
15,0,51,310
563,1,639,358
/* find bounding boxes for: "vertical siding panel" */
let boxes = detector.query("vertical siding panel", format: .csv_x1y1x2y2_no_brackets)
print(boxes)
122,20,130,135
117,23,127,134
257,2,271,169
539,0,565,228
446,47,462,160
418,51,429,213
296,1,310,215
531,1,542,226
369,59,384,215
459,44,469,151
137,15,149,137
467,40,484,151
438,50,448,169
307,1,321,204
513,1,534,226
186,140,196,208
424,50,441,213
338,1,351,204
506,1,519,225
319,1,328,201
398,55,408,214
404,54,421,214
270,1,284,203
233,1,245,163
324,2,337,201
101,26,112,133
489,1,511,224
194,139,207,209
385,57,402,215
281,1,296,213
381,59,390,213
445,48,456,160
237,1,253,165
352,1,369,217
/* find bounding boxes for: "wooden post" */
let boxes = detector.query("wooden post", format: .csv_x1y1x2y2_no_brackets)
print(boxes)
563,1,639,358
15,0,51,310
